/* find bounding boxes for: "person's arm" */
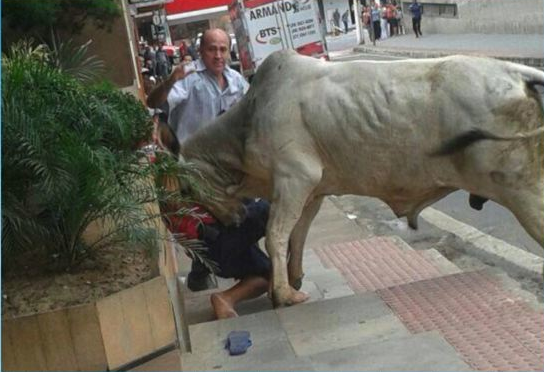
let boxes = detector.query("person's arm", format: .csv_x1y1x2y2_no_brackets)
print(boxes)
146,64,192,108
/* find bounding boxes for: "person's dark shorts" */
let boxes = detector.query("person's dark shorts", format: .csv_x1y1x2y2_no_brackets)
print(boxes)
200,199,271,280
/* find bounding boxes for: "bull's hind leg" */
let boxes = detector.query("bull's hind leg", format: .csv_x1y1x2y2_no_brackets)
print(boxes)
288,195,324,290
497,186,544,248
266,158,323,307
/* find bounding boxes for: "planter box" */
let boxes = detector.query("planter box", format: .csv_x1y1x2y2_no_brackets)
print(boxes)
2,276,177,371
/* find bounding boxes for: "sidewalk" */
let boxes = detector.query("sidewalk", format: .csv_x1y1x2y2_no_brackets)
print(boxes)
131,198,544,372
353,33,544,67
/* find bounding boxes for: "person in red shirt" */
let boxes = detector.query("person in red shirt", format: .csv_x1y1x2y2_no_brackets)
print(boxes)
149,29,272,319
386,1,398,36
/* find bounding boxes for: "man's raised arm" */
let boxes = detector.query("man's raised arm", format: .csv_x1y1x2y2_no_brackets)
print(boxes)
146,64,192,108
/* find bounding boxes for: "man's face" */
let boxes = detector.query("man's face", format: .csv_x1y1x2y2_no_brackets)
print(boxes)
200,31,230,77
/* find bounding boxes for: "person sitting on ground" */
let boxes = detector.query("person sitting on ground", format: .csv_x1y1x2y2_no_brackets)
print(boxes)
147,28,273,319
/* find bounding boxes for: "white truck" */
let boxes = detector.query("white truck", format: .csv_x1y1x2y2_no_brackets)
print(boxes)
229,0,328,78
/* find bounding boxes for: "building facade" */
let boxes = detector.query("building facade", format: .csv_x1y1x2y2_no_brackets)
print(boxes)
400,0,543,35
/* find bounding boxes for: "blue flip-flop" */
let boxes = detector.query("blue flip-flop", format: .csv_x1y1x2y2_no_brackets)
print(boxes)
225,330,252,356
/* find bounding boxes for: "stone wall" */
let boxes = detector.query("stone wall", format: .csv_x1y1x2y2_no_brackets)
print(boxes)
403,0,544,35
2,0,138,91
63,0,137,89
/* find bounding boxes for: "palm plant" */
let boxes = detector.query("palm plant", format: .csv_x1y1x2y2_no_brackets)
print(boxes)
1,41,156,271
2,39,216,274
46,32,105,83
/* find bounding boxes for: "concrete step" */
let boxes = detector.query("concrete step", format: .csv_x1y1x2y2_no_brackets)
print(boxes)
181,292,473,371
377,270,544,371
181,293,407,371
309,331,473,371
182,235,461,325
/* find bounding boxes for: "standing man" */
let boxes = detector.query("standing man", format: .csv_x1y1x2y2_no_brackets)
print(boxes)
332,8,341,34
155,42,171,81
370,1,382,41
342,9,350,34
147,29,278,319
148,29,248,143
143,44,156,77
409,0,423,37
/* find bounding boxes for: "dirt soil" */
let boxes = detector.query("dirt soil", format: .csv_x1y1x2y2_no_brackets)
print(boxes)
2,246,156,319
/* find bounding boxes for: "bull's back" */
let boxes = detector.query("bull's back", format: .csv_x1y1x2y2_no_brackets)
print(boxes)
246,52,541,195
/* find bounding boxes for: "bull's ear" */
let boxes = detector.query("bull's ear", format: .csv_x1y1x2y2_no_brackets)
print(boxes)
226,184,240,196
157,121,180,156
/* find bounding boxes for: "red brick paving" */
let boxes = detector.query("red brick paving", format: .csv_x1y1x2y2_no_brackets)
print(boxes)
315,237,445,292
315,238,544,372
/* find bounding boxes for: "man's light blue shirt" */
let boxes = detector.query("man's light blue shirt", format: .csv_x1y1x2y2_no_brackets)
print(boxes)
167,59,249,143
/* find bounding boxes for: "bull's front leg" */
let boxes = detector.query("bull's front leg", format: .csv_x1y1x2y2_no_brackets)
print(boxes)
266,159,323,307
288,195,324,290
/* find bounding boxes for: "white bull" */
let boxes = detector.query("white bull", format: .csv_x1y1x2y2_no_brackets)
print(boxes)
162,50,544,307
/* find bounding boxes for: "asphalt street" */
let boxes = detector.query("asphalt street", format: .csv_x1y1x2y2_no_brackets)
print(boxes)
326,31,544,258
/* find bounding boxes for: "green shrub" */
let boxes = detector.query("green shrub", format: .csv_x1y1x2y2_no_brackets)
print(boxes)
2,44,156,271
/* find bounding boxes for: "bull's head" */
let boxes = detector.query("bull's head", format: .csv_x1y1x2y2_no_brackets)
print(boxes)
156,120,247,226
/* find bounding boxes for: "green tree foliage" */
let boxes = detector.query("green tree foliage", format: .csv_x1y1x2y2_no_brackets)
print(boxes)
2,0,120,35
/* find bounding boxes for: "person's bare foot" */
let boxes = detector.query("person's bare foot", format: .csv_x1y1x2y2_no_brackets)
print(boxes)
210,293,238,319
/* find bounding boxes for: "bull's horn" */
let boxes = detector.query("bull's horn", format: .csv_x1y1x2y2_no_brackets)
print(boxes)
226,183,242,196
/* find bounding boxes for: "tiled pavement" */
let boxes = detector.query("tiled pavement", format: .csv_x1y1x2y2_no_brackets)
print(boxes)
318,239,544,371
131,198,543,372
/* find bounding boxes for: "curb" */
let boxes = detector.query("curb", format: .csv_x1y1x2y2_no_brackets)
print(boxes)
353,45,544,68
420,207,543,282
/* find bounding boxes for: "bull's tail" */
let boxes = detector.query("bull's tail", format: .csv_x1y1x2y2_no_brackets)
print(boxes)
512,62,544,88
430,126,544,156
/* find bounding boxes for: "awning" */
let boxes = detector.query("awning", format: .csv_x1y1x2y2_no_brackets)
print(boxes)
166,5,229,24
130,0,172,9
166,0,232,14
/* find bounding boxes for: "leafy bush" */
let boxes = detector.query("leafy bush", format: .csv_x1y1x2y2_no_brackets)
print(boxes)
2,42,157,271
47,37,105,83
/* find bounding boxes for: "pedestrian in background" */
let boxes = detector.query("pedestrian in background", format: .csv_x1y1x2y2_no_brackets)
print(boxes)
143,44,156,77
370,1,382,41
342,9,350,34
380,3,389,39
332,8,341,35
396,4,405,35
409,0,422,37
155,43,171,81
362,6,371,43
386,1,398,36
185,38,199,61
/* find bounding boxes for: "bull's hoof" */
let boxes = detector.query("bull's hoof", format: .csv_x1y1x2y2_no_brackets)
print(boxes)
289,275,304,291
469,194,488,211
272,287,309,308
